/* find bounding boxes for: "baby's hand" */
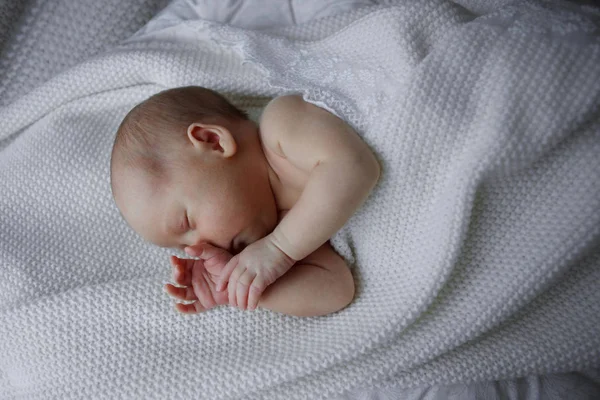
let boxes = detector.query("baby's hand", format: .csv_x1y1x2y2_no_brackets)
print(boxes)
164,244,232,314
215,235,296,311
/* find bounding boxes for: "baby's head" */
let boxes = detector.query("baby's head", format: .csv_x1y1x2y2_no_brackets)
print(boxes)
110,86,278,253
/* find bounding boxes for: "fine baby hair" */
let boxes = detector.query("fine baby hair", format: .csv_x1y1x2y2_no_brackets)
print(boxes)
110,86,248,180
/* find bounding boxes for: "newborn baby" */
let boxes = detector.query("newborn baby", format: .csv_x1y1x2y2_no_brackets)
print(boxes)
110,86,380,317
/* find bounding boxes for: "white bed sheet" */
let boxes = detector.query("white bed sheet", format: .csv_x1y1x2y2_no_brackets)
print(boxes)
147,2,600,400
144,1,600,399
131,0,379,37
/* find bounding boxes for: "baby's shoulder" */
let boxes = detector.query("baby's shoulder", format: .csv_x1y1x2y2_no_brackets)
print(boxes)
263,94,307,113
258,95,306,156
259,94,337,149
260,94,345,131
259,95,306,131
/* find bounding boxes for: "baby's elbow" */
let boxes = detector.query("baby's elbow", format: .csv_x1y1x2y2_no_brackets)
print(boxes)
339,283,355,312
330,267,356,313
368,152,381,184
356,148,381,187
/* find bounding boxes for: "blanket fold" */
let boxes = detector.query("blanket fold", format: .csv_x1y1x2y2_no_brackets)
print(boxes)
1,1,599,399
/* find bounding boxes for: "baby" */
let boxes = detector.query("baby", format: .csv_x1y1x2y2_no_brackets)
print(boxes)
110,86,380,317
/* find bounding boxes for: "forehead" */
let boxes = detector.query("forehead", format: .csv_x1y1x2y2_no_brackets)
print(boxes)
113,162,161,202
113,166,172,242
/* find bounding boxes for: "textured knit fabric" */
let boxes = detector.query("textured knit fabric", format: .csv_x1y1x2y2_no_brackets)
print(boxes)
0,0,171,107
1,1,599,399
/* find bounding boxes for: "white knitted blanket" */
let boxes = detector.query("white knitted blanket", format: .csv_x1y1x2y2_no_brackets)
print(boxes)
1,1,600,399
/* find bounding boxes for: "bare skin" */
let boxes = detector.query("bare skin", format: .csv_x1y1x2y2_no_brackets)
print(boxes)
113,95,380,317
165,212,355,317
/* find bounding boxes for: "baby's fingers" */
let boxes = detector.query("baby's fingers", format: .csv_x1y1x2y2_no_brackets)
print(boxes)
170,256,192,286
175,302,206,314
247,276,267,311
164,283,197,301
217,255,239,292
228,265,246,308
191,272,217,310
186,244,233,271
236,270,255,310
185,243,224,260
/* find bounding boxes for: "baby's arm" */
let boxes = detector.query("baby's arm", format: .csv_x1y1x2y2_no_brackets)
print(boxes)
211,96,378,311
257,241,354,316
168,242,354,317
261,95,381,262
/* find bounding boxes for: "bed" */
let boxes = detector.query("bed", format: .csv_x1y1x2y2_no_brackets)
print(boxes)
1,0,599,399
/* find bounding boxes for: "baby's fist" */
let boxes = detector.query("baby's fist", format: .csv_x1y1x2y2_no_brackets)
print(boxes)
216,234,295,311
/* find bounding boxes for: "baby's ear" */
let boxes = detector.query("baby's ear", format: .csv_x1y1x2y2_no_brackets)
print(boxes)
187,122,237,158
